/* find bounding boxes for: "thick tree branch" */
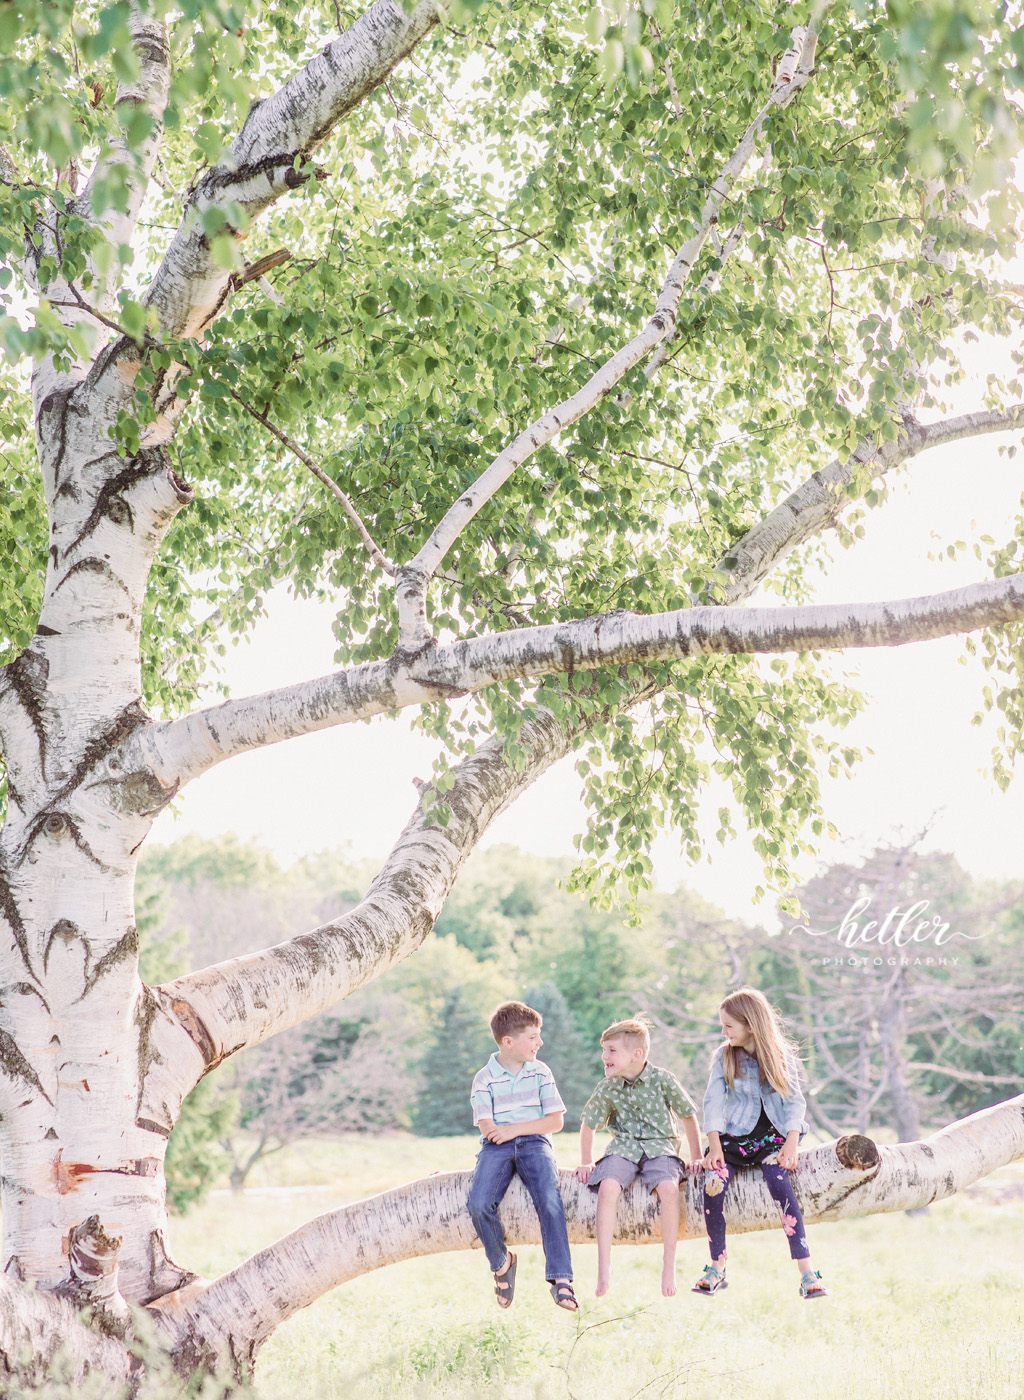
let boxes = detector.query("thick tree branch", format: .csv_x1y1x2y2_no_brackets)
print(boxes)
393,22,821,651
703,407,1024,603
136,568,1024,792
143,0,443,343
150,1095,1024,1369
149,704,585,1083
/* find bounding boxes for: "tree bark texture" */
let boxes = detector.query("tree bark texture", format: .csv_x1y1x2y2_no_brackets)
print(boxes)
147,1095,1024,1375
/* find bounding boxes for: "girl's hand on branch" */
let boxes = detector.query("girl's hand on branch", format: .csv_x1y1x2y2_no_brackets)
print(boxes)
778,1134,800,1171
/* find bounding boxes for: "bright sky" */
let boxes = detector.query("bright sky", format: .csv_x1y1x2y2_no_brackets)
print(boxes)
148,349,1024,926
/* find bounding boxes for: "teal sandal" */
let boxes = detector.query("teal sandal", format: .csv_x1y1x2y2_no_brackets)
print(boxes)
692,1264,728,1295
799,1269,827,1299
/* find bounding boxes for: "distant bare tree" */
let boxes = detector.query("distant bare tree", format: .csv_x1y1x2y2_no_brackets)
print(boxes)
223,991,416,1192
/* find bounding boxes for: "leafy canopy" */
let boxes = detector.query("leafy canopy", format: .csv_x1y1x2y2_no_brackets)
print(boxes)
1,0,1022,897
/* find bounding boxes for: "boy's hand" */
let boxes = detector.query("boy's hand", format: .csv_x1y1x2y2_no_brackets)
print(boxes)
486,1124,518,1144
685,1159,703,1177
575,1162,595,1184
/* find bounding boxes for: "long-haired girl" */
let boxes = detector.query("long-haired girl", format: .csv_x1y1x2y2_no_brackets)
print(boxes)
692,987,826,1299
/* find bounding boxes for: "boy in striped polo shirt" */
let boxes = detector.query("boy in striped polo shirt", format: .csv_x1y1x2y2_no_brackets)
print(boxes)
468,1000,577,1312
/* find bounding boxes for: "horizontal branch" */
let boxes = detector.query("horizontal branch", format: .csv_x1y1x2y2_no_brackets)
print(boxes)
144,0,442,342
137,569,1024,791
150,1094,1024,1366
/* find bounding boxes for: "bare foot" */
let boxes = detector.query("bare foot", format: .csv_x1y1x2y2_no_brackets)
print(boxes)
595,1272,610,1297
662,1260,677,1297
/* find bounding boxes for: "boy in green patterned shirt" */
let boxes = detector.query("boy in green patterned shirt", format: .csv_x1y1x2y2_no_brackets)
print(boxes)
575,1018,702,1298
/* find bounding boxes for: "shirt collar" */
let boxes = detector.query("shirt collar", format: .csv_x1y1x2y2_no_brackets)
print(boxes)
488,1051,538,1079
617,1061,650,1088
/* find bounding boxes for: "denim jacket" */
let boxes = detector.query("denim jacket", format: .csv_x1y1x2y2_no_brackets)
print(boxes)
702,1045,808,1138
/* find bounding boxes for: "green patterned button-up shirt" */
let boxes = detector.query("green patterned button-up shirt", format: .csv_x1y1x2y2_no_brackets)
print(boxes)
581,1063,698,1163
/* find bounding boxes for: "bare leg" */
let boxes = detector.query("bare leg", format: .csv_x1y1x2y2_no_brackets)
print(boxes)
595,1179,621,1296
655,1179,680,1297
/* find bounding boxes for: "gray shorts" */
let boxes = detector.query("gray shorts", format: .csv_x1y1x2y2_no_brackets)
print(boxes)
587,1153,683,1192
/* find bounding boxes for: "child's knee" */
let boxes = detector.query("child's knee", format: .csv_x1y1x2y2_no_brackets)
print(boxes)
654,1178,679,1201
597,1178,621,1200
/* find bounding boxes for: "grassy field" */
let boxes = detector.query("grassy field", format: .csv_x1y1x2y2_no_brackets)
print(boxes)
164,1134,1024,1400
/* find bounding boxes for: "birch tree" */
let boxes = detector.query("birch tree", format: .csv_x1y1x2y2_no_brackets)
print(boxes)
1,0,1024,1387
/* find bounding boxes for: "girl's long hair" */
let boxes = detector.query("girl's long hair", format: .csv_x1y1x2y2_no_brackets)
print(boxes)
719,988,800,1095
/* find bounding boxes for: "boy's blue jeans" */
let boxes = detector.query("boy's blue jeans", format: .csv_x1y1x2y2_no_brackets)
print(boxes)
467,1135,573,1281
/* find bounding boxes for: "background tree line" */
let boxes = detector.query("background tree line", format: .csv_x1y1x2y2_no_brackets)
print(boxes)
139,835,1024,1209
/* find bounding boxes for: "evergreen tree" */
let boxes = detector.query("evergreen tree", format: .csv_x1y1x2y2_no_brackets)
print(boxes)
523,981,599,1132
411,989,494,1137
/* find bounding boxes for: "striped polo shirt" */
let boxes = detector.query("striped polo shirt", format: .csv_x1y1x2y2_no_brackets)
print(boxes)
470,1053,566,1141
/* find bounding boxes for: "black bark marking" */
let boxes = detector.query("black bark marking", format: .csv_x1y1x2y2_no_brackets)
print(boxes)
63,451,166,555
3,1255,25,1282
0,982,50,1014
135,1116,171,1138
19,811,109,871
34,624,60,637
141,1228,198,1306
134,988,164,1118
3,648,49,759
48,700,148,814
52,557,133,599
0,869,34,978
0,1029,52,1105
38,387,75,489
171,995,219,1068
43,919,80,973
77,925,139,1000
44,1126,57,1140
86,768,178,819
4,769,23,811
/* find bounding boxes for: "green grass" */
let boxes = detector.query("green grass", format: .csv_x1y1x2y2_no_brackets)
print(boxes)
166,1136,1024,1400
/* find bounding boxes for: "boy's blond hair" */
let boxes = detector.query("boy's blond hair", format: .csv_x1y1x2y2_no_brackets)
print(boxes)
600,1018,651,1053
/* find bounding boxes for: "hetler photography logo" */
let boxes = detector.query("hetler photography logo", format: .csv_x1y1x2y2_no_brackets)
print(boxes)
768,896,988,969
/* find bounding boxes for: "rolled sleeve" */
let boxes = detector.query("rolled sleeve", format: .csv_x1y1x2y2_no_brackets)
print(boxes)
665,1072,697,1121
538,1066,566,1116
702,1051,728,1134
470,1072,494,1126
580,1081,613,1131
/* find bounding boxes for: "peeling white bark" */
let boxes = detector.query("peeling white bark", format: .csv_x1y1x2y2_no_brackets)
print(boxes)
149,1095,1024,1372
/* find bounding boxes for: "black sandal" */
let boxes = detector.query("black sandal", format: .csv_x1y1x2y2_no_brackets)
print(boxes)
494,1251,517,1309
550,1279,578,1312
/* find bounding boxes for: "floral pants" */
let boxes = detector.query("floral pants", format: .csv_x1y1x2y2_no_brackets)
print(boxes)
703,1158,809,1261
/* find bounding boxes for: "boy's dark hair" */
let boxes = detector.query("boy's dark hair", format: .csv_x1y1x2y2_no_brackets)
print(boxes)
490,1000,542,1044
